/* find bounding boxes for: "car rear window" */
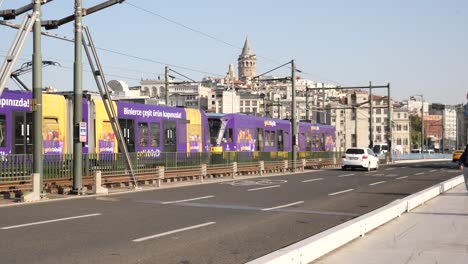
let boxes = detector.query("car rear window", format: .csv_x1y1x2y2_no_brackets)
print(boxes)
346,149,365,154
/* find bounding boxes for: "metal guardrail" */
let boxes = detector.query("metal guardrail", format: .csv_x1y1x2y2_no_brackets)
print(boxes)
0,152,343,194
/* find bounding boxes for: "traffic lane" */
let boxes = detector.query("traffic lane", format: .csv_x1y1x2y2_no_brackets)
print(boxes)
0,196,238,264
0,194,354,264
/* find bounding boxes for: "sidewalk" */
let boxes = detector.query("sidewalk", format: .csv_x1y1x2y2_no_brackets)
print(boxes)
313,184,468,264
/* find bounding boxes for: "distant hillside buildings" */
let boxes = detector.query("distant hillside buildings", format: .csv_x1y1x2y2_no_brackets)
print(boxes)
108,36,463,153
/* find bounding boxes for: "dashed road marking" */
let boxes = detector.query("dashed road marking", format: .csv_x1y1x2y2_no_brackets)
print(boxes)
248,185,280,191
430,169,437,172
162,195,214,204
338,174,355,178
329,189,354,196
414,172,425,175
385,168,395,171
396,176,408,180
132,222,216,242
369,181,386,186
302,178,324,183
262,201,304,211
386,174,398,177
1,213,101,230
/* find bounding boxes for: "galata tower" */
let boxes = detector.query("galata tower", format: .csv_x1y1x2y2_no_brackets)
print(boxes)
238,35,257,82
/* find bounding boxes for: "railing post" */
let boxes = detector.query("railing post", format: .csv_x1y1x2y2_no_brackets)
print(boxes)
259,160,264,176
92,170,108,194
232,162,237,179
21,173,41,202
333,155,337,166
201,163,206,183
301,158,306,172
283,160,288,173
157,166,165,187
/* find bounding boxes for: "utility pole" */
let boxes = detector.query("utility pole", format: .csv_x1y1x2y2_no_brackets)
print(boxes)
72,0,83,194
369,81,373,148
305,85,309,121
32,0,43,191
164,65,169,105
421,95,424,151
386,83,392,162
291,60,297,167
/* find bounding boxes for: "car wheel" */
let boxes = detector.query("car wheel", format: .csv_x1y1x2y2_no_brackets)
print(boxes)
342,166,347,171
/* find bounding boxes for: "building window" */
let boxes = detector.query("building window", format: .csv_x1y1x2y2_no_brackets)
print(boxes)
245,101,251,107
240,101,244,106
397,138,402,145
376,117,382,123
252,101,257,106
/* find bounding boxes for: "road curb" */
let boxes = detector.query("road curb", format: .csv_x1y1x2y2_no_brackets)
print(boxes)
246,175,464,264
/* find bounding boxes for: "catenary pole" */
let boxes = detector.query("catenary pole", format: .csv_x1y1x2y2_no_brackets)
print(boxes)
369,81,373,148
165,65,168,105
72,0,83,194
33,0,43,191
291,60,297,167
386,83,392,162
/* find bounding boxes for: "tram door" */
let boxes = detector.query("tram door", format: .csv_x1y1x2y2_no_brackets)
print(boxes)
277,130,284,151
118,119,135,152
12,112,33,154
256,128,264,151
163,121,177,152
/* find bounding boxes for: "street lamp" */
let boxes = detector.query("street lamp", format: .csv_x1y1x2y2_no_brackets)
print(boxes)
410,94,424,152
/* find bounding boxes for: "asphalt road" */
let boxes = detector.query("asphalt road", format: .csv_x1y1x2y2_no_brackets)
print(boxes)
0,161,461,264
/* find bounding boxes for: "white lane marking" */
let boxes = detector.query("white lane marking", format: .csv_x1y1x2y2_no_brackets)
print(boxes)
262,201,304,211
369,181,386,186
396,176,408,180
386,174,398,177
248,185,280,191
400,167,406,169
385,168,395,171
415,172,425,175
132,222,216,242
1,213,101,230
302,178,324,183
338,174,355,178
162,195,214,204
430,169,437,172
329,189,354,196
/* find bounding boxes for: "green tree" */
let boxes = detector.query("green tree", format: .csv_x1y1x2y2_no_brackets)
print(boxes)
409,115,422,148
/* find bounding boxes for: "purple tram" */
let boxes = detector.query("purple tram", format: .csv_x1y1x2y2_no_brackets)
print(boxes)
298,122,336,152
116,101,209,154
208,113,292,152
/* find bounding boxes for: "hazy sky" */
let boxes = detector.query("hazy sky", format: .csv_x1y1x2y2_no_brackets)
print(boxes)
1,0,466,105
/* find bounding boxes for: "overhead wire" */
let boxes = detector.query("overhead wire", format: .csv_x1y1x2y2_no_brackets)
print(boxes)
124,0,343,85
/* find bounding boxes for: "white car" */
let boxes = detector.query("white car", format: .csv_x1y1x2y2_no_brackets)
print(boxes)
342,147,379,171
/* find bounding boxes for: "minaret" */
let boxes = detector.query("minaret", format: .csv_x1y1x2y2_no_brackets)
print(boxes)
238,35,257,82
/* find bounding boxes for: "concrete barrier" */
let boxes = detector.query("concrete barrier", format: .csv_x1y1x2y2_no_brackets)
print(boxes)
247,175,464,264
21,173,41,202
92,170,108,195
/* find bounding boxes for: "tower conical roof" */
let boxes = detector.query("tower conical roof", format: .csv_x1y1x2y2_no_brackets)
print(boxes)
241,35,253,56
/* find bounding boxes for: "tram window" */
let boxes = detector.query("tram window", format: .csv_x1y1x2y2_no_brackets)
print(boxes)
265,131,270,147
43,117,60,140
150,123,160,147
209,119,221,145
0,115,5,147
224,128,233,143
138,122,148,147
